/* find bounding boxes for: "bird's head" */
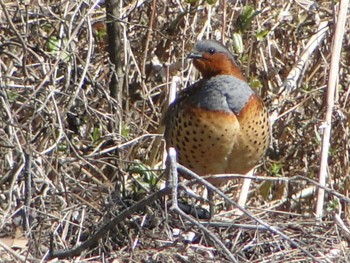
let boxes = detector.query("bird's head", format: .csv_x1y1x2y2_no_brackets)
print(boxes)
188,40,245,81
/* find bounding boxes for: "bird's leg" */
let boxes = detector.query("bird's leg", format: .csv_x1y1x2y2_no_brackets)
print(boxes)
237,169,254,210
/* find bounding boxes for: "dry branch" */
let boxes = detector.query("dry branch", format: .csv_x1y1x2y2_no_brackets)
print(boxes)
316,0,349,220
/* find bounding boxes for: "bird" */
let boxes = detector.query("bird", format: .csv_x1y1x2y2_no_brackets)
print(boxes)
163,39,270,215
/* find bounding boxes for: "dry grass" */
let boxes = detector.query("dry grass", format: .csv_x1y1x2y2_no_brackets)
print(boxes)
0,0,350,262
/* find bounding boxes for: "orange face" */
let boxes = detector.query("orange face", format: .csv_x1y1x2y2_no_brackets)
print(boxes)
188,50,245,81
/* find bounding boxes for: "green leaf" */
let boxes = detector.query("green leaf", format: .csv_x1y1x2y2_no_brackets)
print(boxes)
6,90,19,102
205,0,218,4
270,163,283,176
97,28,106,40
326,199,339,212
236,5,259,32
57,144,68,151
256,29,269,41
121,124,130,138
232,33,243,54
47,36,71,62
250,77,263,90
91,127,101,143
47,36,60,53
128,162,159,191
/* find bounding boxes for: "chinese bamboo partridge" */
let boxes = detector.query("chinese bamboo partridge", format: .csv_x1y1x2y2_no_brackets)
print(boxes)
163,40,270,212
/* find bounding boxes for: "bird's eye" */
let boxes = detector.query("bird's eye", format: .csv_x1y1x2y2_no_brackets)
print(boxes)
208,48,216,54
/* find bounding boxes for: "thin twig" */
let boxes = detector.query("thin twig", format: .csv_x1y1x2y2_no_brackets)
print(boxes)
168,148,238,262
316,0,349,220
0,0,28,78
141,0,156,78
184,173,350,204
0,240,28,262
221,0,226,43
177,164,322,262
13,0,101,114
23,150,32,232
49,187,171,259
282,21,329,95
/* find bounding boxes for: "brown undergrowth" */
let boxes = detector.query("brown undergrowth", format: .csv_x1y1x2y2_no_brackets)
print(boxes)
0,0,349,262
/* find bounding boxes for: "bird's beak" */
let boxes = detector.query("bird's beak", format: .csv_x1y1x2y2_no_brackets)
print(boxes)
187,52,203,59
